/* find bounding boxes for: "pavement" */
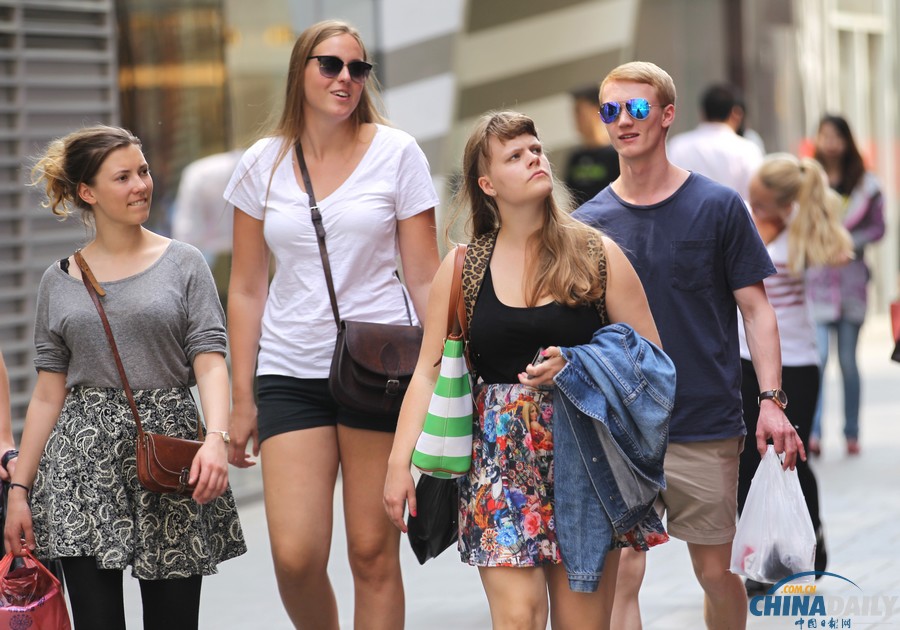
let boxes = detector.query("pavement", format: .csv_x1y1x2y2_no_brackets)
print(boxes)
122,315,900,629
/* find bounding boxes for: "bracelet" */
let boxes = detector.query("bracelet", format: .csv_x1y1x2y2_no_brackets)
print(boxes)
1,449,18,471
8,482,30,498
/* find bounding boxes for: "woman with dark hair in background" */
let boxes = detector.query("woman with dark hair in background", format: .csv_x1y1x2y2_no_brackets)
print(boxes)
808,114,885,456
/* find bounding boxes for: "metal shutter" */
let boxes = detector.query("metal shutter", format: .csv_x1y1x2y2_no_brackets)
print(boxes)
0,0,117,433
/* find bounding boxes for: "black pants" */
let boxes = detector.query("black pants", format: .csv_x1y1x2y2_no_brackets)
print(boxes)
738,359,822,532
60,556,202,630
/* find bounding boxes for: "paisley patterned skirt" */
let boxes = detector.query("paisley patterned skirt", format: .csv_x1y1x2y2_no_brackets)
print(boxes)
32,386,246,580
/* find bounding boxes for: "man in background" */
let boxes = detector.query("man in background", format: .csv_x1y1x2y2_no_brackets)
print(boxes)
565,85,620,205
171,149,243,308
667,82,763,200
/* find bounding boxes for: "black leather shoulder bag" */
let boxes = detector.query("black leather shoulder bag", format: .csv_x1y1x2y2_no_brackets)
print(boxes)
295,142,423,417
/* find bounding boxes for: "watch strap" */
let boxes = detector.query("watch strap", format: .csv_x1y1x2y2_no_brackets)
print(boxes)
207,430,230,444
758,388,787,409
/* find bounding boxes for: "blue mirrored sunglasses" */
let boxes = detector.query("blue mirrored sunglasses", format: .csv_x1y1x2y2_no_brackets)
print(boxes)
598,98,654,124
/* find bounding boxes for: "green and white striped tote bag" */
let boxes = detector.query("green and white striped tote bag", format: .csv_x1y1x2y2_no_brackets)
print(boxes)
411,337,473,479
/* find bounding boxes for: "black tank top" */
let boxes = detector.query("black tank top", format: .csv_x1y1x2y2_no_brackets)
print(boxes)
469,267,603,384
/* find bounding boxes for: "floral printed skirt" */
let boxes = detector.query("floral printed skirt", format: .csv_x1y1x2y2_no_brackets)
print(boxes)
459,382,560,567
457,382,670,568
32,386,247,580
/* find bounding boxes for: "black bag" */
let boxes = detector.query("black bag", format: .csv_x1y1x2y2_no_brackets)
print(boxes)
330,321,422,416
295,142,422,417
406,475,459,565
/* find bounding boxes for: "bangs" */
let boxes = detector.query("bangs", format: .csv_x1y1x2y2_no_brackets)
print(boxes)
481,113,539,160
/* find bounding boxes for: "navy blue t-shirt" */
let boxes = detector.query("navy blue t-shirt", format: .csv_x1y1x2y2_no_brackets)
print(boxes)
573,173,776,442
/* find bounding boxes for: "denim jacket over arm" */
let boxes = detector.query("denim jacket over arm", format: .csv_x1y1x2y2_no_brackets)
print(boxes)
552,323,676,592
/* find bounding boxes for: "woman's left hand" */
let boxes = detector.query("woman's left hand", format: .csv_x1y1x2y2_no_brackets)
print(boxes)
0,445,17,482
518,346,566,386
189,437,229,504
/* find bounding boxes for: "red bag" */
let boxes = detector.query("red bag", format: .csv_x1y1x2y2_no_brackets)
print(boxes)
892,301,900,363
0,550,70,629
891,300,900,342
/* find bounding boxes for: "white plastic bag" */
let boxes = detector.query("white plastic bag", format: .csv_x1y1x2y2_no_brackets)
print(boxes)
730,445,816,584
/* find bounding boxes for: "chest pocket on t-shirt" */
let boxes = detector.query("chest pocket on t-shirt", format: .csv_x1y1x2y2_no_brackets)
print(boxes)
671,239,715,292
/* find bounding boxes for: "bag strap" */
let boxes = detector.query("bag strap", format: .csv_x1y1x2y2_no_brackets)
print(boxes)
74,250,146,437
295,141,341,328
295,141,413,328
434,244,469,370
447,244,467,340
73,251,203,440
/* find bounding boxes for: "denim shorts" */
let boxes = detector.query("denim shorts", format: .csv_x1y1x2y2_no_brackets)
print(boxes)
255,375,398,443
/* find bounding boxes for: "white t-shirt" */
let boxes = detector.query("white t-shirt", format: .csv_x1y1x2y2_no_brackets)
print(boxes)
667,122,763,201
223,125,440,378
172,150,243,261
738,226,819,366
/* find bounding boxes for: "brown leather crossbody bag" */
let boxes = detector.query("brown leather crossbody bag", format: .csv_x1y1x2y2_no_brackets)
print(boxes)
295,142,423,417
74,251,203,496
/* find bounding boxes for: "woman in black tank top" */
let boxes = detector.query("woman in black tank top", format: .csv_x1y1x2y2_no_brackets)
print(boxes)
384,112,660,630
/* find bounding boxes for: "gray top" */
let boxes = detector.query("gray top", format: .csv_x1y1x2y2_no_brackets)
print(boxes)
34,240,226,390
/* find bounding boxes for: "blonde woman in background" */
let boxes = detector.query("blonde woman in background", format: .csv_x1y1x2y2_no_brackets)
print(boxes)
738,153,853,594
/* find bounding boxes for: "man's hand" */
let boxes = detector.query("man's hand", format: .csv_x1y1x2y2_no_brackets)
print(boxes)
756,400,806,469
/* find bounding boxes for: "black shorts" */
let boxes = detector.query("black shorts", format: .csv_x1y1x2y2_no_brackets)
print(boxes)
256,375,398,443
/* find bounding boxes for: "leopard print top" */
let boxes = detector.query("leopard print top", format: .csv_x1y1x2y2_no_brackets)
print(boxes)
461,229,609,331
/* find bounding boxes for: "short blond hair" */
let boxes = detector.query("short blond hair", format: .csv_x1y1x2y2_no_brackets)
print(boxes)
600,61,677,107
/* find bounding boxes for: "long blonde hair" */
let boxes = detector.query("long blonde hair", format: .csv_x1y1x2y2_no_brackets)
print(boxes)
266,20,388,176
451,111,606,307
756,153,853,274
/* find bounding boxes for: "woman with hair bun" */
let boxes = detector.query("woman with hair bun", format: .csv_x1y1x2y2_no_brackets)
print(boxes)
4,124,245,630
738,153,852,593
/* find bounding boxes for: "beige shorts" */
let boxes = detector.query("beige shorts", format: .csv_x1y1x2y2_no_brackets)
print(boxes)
655,436,744,545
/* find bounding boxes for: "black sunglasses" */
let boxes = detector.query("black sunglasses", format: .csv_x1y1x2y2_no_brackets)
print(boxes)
307,55,373,84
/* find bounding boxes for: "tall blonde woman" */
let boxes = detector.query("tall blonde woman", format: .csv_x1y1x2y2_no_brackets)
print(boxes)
738,154,852,593
384,111,662,630
224,19,440,629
